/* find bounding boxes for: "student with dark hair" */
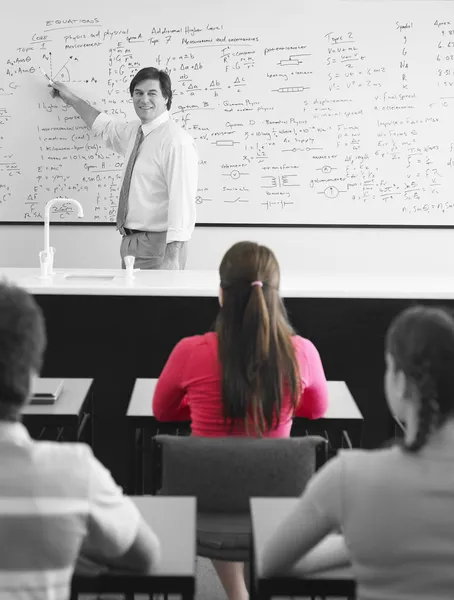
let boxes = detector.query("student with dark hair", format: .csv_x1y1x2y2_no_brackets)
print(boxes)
153,241,329,600
0,282,160,600
262,305,454,600
49,67,197,270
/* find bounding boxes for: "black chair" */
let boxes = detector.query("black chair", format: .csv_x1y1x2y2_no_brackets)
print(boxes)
152,435,327,561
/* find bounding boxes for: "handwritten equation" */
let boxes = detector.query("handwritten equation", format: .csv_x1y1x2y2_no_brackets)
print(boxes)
1,0,454,225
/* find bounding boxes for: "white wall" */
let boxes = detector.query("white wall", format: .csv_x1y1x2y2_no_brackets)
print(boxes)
1,224,453,277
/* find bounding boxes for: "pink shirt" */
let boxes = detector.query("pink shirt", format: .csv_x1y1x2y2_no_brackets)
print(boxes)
153,333,328,437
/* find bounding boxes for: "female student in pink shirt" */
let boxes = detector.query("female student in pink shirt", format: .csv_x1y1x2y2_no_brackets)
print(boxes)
153,240,329,600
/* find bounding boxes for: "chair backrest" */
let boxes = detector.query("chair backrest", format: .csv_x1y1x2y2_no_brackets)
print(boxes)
154,435,326,513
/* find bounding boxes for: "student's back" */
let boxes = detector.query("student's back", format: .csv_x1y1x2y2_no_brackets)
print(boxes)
0,282,160,600
313,430,454,599
152,241,329,600
0,428,141,600
153,331,328,436
262,305,454,600
153,241,329,437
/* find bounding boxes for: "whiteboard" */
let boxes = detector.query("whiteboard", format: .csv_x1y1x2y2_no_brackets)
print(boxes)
1,0,454,226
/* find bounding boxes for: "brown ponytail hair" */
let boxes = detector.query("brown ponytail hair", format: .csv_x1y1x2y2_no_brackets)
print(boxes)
216,242,301,436
386,305,454,453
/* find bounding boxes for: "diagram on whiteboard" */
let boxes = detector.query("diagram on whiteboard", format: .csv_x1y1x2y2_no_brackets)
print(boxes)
1,0,454,226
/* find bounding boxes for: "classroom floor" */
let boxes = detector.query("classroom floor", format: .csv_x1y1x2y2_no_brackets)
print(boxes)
196,557,226,600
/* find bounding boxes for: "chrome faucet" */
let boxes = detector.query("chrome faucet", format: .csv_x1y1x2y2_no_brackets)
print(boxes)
43,198,84,272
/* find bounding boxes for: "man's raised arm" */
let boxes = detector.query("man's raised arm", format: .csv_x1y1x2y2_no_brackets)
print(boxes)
49,81,100,128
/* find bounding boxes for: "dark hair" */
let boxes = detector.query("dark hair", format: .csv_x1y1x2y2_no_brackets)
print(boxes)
129,67,172,110
0,282,46,414
386,305,454,453
216,241,301,436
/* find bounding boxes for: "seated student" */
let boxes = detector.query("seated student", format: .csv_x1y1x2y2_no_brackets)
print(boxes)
153,241,328,600
262,305,454,599
0,282,160,600
153,240,329,435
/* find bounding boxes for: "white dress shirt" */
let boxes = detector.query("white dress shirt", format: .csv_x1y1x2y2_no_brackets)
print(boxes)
92,110,198,243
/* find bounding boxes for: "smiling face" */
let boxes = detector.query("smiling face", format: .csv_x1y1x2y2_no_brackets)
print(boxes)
132,78,168,124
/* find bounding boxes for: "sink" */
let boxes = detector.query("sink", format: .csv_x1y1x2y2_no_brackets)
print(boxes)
63,274,116,282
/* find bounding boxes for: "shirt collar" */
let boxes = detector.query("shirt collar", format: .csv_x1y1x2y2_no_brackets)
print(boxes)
141,110,170,136
0,420,31,445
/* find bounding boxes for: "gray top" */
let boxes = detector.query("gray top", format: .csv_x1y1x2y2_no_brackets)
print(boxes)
262,420,454,600
251,497,353,581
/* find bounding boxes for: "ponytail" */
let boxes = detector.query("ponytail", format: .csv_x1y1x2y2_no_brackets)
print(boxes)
246,282,270,364
217,241,302,436
243,282,270,435
404,368,440,453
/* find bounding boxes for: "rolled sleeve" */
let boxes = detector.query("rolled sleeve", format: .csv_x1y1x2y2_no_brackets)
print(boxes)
82,446,141,559
165,140,198,243
91,112,132,157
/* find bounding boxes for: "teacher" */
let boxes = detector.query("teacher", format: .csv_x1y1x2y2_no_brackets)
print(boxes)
50,67,198,270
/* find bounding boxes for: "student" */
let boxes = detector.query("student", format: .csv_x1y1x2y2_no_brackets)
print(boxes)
262,305,454,600
153,240,329,600
0,282,160,600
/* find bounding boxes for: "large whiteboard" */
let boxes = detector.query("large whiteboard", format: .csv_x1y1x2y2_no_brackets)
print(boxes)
1,0,454,225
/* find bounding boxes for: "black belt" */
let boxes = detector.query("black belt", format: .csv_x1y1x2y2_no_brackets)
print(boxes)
120,227,146,236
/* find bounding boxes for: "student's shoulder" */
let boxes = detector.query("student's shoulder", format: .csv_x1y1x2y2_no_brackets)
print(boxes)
174,332,217,354
34,440,97,479
36,438,90,457
168,334,217,374
336,445,402,475
292,335,321,359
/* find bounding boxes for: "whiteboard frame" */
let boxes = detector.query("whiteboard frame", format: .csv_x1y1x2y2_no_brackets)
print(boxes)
3,221,454,229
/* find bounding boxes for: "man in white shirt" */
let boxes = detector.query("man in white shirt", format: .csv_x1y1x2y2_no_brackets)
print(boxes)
50,67,198,270
0,281,161,600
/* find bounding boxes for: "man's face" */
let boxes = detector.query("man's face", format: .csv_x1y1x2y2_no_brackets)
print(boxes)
132,78,168,123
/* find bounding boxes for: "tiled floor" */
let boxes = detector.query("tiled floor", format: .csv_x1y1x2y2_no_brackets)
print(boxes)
195,557,226,600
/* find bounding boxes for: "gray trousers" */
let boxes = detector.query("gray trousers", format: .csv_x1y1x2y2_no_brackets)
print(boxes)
120,231,188,270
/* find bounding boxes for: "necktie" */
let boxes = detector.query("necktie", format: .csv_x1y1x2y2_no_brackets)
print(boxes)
116,126,144,232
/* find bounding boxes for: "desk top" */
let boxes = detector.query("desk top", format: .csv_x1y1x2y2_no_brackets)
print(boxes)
127,379,363,420
251,497,353,582
3,267,454,299
22,378,93,416
132,496,196,577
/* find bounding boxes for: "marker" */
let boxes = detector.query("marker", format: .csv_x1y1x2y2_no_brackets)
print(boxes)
39,67,54,85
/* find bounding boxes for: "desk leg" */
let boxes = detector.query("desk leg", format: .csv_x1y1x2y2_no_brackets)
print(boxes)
88,387,95,448
142,426,154,495
75,389,94,447
249,543,257,600
66,425,78,443
76,414,90,443
128,424,140,495
349,423,363,448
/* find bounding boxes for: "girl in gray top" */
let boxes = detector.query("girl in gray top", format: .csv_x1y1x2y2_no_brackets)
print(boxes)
262,305,454,600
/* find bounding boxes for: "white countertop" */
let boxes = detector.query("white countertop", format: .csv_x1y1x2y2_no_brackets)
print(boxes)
1,267,454,298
